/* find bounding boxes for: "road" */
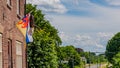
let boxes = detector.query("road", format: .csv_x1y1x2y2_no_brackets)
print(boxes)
86,64,102,68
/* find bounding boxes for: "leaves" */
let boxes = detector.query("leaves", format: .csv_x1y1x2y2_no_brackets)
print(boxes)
105,32,120,66
27,4,61,68
57,46,82,67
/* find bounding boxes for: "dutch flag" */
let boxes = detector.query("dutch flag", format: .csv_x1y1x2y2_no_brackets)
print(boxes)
26,21,33,43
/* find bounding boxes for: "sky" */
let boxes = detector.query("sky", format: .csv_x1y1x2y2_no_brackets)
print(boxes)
27,0,120,53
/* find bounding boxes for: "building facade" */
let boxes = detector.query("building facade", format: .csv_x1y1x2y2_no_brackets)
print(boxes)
0,0,26,68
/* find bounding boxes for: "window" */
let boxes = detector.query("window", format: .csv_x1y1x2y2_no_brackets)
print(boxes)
16,41,22,68
7,0,11,6
8,39,13,68
0,34,2,68
7,0,12,9
17,0,20,15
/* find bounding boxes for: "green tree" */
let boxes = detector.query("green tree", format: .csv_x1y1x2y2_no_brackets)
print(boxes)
105,32,120,65
80,52,93,63
112,52,120,68
98,54,107,63
58,46,83,68
26,4,62,68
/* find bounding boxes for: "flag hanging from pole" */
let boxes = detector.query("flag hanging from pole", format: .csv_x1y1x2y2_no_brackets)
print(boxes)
16,14,33,43
26,19,33,43
16,14,29,37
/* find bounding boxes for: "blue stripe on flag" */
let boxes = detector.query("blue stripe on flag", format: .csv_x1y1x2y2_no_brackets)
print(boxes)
26,20,33,43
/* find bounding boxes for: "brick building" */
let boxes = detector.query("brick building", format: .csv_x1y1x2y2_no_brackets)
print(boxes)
0,0,26,68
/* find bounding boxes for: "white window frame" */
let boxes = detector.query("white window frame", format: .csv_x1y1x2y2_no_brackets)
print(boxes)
0,34,2,68
16,41,22,68
17,0,20,15
7,0,11,6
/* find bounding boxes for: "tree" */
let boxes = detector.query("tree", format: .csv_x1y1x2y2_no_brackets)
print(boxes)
105,32,120,65
26,4,62,68
112,52,120,68
58,46,83,68
98,54,107,63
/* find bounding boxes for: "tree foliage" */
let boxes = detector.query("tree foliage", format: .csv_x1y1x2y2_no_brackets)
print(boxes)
26,4,62,68
112,52,120,68
105,32,120,65
58,46,83,68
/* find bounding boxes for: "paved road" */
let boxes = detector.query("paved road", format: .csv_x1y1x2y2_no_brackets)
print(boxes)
86,64,101,68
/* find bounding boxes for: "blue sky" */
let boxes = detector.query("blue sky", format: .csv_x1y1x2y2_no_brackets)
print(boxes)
27,0,120,52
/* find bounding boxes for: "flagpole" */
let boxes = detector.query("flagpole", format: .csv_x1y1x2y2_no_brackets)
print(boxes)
24,0,26,15
24,0,28,68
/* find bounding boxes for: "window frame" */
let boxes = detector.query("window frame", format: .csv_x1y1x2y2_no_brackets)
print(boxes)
7,0,12,9
0,34,2,68
7,0,11,6
0,34,2,52
16,41,23,68
17,0,20,15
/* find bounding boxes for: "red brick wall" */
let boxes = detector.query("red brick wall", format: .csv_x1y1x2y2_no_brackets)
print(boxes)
0,0,26,68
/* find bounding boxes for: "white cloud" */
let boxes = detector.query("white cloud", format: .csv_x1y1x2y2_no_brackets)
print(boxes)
46,0,120,52
27,0,67,13
59,32,70,42
75,35,104,48
106,0,120,6
76,34,91,41
96,44,104,48
48,13,120,33
59,32,112,52
97,32,114,38
47,0,120,33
